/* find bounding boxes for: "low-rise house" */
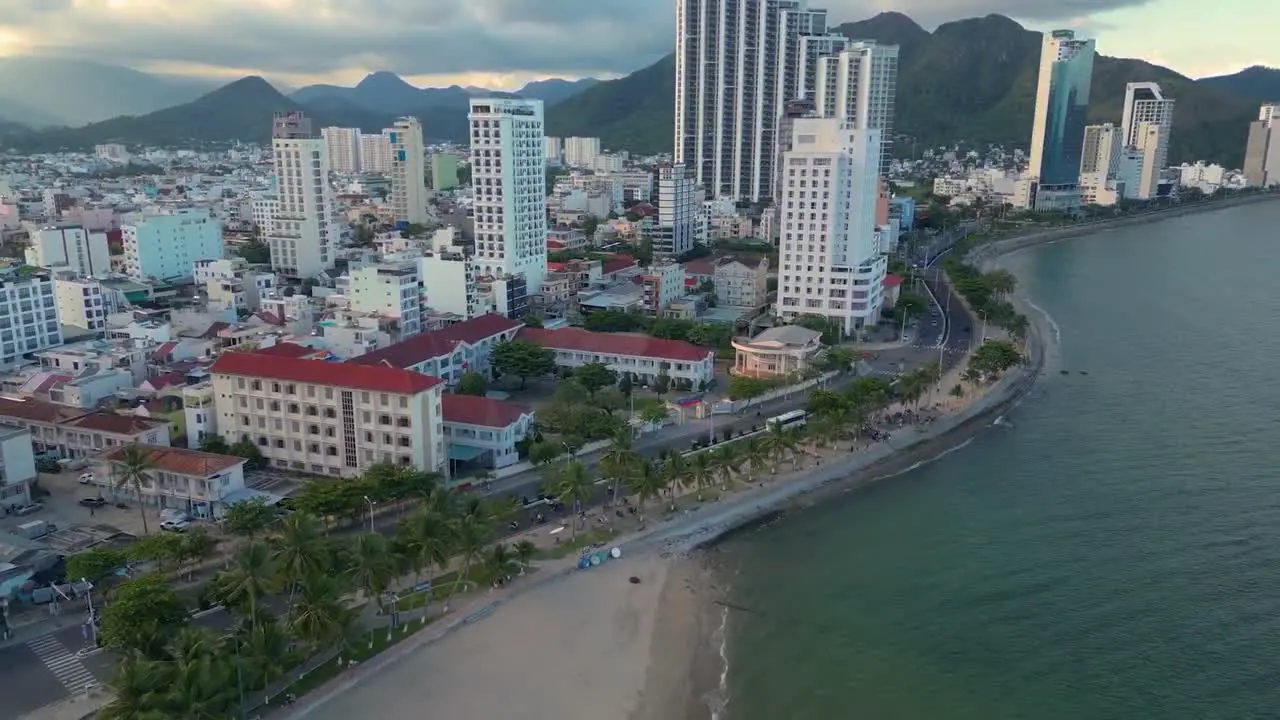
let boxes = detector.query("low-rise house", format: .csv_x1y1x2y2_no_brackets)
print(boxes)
517,327,715,388
95,445,247,519
731,325,824,379
441,394,533,473
0,396,171,459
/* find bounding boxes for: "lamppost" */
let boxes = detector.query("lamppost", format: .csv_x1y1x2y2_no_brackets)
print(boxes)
362,496,375,533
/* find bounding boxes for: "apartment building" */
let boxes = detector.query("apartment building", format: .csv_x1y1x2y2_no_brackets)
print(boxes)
441,394,533,472
388,117,429,226
517,327,715,387
321,126,363,173
0,268,63,369
431,153,460,191
346,313,522,384
469,98,549,296
775,118,886,335
1243,104,1280,188
360,133,393,174
93,445,247,519
813,41,899,176
639,260,686,315
123,208,224,283
563,137,602,168
344,262,422,337
209,352,446,478
714,256,769,307
194,258,277,312
0,397,170,459
1120,82,1174,199
26,225,110,277
653,163,705,257
419,245,481,319
267,112,336,278
544,137,563,163
54,276,113,332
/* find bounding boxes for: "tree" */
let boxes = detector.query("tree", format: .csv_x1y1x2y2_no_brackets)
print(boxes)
198,435,229,454
728,375,777,400
222,498,276,539
235,240,271,264
527,440,562,466
491,340,556,389
638,400,669,425
288,572,353,652
618,372,634,397
448,515,490,602
349,532,400,605
626,462,666,522
653,372,671,395
126,531,185,573
228,439,268,470
485,543,515,582
66,547,128,586
274,512,329,604
550,460,595,540
794,314,842,345
595,386,626,415
519,313,544,329
685,451,716,498
113,443,156,535
99,574,188,658
513,540,537,575
573,362,617,397
455,371,489,396
220,541,274,628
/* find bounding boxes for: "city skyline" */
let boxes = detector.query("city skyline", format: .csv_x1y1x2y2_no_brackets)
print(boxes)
0,1,1274,90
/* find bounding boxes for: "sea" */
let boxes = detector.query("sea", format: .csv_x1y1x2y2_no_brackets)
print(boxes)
714,199,1280,720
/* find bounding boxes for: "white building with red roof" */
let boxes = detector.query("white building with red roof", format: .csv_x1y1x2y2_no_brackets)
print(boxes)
93,444,247,519
441,394,534,473
210,351,446,478
517,327,716,388
0,396,170,460
345,314,522,385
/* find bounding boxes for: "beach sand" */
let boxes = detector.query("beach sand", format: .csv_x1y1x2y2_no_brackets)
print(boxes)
303,554,675,720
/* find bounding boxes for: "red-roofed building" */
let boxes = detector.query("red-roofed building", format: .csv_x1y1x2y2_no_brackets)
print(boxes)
251,342,321,359
94,444,248,519
346,314,522,384
881,273,904,309
209,354,446,478
441,394,534,470
517,327,715,387
0,396,171,459
601,256,638,279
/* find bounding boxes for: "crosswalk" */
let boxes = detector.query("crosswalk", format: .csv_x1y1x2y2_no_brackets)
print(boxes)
27,634,97,693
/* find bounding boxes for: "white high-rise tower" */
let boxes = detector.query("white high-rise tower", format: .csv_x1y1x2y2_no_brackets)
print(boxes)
813,41,899,176
388,117,429,226
774,118,886,336
267,112,335,278
321,127,361,173
468,98,548,299
1120,82,1174,199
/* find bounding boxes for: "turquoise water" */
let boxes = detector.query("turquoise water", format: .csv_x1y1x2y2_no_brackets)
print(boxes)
719,201,1280,720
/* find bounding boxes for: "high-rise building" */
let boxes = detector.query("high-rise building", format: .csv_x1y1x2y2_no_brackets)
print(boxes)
387,117,428,226
813,41,899,176
267,112,336,278
1120,82,1174,199
775,118,886,336
359,132,392,174
794,33,849,100
772,99,817,205
0,267,61,369
1078,123,1124,206
776,6,832,110
321,127,362,173
562,137,601,168
26,225,110,277
676,0,829,202
545,137,563,163
1243,104,1280,187
468,98,548,301
1028,29,1095,211
652,163,705,257
430,153,460,191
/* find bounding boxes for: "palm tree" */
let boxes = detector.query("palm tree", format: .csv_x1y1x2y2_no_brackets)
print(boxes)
658,451,688,501
550,460,595,540
101,655,167,720
349,532,399,606
485,543,514,585
288,571,353,652
113,443,156,535
740,438,771,483
448,514,489,604
599,428,641,505
162,628,237,719
763,424,797,471
626,462,666,522
709,444,743,489
222,541,273,628
513,539,537,575
237,618,290,692
685,451,716,499
273,512,329,604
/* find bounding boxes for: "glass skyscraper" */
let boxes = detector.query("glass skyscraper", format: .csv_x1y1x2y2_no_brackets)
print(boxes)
1028,30,1095,208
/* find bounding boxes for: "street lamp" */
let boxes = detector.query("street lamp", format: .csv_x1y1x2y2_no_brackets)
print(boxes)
362,495,375,533
81,578,97,650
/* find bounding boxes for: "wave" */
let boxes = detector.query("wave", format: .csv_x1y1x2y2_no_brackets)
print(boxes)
1024,298,1062,345
708,603,731,720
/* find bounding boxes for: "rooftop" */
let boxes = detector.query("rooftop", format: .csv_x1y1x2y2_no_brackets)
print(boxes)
347,314,521,369
517,327,711,363
100,444,245,478
211,353,443,394
441,394,531,428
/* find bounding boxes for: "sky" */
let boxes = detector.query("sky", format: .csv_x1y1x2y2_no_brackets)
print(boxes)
0,0,1274,89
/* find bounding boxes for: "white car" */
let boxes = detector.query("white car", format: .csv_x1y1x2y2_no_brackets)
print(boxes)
160,520,190,533
78,473,95,485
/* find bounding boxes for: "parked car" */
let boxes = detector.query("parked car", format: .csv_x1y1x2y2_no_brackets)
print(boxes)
78,473,95,485
160,520,189,533
79,497,107,508
14,503,43,516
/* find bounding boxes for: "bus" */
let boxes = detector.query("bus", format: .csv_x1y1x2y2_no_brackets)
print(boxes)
765,410,808,430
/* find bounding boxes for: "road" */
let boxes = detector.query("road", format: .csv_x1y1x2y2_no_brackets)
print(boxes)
0,620,114,717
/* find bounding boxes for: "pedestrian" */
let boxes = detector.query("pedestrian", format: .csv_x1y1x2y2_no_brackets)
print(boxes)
89,507,95,517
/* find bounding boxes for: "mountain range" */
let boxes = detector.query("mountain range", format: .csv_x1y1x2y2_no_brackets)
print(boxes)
0,13,1275,167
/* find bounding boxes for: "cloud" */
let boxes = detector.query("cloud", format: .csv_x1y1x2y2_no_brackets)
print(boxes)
0,0,1156,83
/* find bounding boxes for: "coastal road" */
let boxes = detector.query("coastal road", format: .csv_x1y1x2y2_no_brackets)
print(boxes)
0,622,114,717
